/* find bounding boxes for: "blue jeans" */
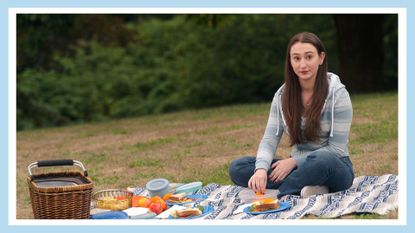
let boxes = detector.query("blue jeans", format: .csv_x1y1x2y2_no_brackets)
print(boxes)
228,151,354,198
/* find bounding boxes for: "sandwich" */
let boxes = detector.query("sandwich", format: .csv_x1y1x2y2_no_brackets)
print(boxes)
171,208,202,218
250,199,280,212
167,193,194,204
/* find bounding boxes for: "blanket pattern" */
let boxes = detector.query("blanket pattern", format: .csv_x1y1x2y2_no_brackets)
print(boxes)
134,174,398,219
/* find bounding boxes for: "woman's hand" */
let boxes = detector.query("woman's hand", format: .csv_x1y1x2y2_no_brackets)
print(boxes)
269,158,297,182
248,169,267,194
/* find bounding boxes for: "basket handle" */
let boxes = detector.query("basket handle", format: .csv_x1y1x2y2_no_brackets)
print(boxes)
28,159,88,177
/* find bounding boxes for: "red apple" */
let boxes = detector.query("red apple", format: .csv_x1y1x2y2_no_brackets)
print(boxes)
148,202,163,215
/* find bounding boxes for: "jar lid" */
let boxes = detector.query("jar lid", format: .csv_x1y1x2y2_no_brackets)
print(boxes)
146,178,169,192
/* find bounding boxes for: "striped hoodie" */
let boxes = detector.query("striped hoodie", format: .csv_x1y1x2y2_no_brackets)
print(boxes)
255,72,353,172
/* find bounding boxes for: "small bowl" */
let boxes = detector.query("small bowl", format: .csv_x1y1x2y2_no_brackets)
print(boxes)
146,178,169,197
92,189,133,210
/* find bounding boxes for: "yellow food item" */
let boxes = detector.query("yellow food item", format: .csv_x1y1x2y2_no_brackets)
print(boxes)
261,198,275,204
96,197,129,210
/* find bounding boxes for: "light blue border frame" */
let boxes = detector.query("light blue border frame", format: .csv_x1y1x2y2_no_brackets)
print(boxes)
2,1,413,233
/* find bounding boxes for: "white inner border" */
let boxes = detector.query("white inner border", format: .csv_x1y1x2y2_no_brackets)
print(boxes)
9,7,407,226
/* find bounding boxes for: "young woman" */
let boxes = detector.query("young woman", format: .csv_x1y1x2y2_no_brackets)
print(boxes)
229,32,354,198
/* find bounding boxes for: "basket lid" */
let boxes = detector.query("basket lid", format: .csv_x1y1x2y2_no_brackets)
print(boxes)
31,174,91,188
35,180,79,187
146,178,169,192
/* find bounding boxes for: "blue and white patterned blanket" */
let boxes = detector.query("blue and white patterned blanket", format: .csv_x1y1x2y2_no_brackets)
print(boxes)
135,174,398,219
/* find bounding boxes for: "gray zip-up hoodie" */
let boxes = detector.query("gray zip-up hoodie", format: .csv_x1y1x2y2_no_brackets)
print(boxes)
255,72,353,171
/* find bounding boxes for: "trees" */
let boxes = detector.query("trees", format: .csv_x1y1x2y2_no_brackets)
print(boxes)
16,14,398,130
334,14,397,92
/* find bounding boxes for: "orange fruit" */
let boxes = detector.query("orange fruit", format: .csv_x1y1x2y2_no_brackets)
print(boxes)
163,193,173,201
131,195,145,207
150,196,167,210
150,196,163,203
255,190,266,196
137,197,151,208
160,200,167,210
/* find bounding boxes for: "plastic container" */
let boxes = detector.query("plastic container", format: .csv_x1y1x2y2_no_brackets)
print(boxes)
238,188,279,203
174,181,202,194
146,178,169,197
90,211,129,219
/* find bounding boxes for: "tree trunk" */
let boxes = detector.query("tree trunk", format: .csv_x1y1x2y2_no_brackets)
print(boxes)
333,14,384,93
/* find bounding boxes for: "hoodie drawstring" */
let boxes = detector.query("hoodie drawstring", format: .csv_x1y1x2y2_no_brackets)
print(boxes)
330,88,335,137
276,98,280,136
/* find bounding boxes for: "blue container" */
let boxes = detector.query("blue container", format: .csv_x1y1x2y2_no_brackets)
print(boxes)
146,178,169,197
90,211,128,219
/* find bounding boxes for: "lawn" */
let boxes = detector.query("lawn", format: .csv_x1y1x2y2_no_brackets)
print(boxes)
15,92,398,219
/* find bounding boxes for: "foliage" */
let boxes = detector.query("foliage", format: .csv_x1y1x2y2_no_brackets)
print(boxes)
16,14,397,130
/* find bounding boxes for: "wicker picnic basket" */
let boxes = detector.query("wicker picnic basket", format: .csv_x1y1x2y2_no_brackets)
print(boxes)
27,159,93,219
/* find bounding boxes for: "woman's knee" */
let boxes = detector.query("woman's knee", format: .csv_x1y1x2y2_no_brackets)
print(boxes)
304,152,354,191
301,152,345,178
303,153,330,171
304,151,340,167
229,156,255,176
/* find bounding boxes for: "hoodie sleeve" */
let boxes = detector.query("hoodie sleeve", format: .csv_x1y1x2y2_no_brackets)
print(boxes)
313,87,353,157
255,93,284,172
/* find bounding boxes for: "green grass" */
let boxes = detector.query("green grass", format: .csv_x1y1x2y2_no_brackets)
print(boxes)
16,92,398,219
128,158,163,168
198,163,232,185
353,120,397,143
131,137,176,150
75,152,108,164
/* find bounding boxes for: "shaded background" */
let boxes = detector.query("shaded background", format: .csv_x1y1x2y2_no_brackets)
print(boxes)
17,14,398,130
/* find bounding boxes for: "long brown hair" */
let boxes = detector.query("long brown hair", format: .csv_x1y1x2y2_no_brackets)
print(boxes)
282,32,328,145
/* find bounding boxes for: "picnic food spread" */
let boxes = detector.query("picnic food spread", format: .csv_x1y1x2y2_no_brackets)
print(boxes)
27,160,291,219
88,180,210,219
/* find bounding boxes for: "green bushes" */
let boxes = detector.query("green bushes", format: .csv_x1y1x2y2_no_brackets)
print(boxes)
17,14,396,130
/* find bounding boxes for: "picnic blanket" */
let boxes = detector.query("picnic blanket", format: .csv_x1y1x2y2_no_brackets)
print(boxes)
134,174,398,219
